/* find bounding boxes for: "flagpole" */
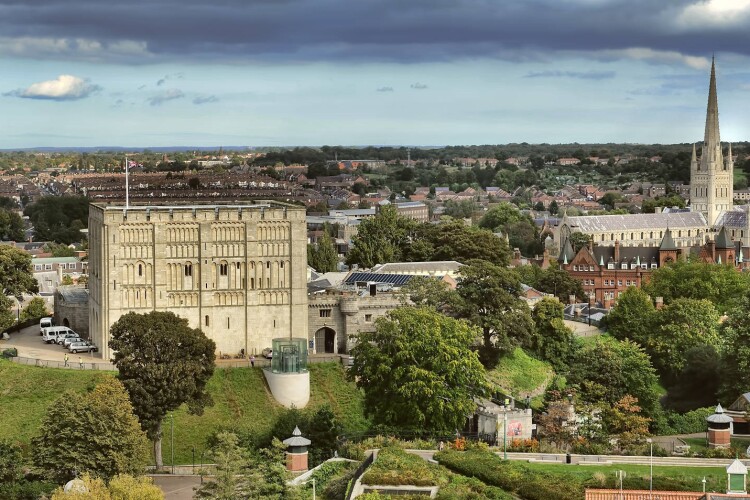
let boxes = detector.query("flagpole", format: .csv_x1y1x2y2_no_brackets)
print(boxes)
125,154,129,208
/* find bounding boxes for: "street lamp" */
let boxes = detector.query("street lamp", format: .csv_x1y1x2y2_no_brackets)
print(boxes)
646,437,653,498
170,413,175,475
503,398,510,460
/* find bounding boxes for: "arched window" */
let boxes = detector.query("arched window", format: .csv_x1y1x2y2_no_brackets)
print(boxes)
185,263,192,277
220,263,228,276
205,315,210,327
138,264,143,277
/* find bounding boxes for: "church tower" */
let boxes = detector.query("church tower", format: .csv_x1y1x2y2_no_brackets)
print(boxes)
690,57,734,226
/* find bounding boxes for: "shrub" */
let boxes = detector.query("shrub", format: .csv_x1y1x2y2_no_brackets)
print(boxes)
1,348,17,358
362,447,445,487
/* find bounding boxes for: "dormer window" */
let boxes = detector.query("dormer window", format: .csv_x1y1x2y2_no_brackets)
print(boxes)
573,265,578,271
651,263,658,269
621,263,628,269
631,263,637,269
608,263,615,269
641,264,648,270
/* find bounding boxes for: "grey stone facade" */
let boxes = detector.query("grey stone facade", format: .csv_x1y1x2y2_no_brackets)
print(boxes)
54,286,90,337
88,201,308,360
307,290,403,354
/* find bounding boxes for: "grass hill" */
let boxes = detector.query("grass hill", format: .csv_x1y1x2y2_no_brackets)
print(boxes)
0,360,368,464
485,347,555,402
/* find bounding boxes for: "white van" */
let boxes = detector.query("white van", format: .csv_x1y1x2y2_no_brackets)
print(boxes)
39,317,53,335
42,326,74,344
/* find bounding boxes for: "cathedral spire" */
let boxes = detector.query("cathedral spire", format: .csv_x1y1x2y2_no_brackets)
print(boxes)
703,56,721,162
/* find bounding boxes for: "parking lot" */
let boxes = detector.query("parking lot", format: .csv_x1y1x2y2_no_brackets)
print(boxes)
1,324,114,368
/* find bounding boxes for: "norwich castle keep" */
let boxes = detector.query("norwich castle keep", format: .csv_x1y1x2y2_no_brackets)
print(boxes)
88,201,308,360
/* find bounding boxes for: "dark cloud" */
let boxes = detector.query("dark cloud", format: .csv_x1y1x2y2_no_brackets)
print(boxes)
193,94,219,104
376,86,394,92
0,0,743,65
524,70,616,80
147,88,184,106
410,83,428,90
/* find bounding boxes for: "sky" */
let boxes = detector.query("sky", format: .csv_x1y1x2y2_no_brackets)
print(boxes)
2,0,750,148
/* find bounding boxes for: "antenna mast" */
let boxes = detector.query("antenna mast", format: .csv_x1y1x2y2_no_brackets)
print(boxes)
125,155,129,208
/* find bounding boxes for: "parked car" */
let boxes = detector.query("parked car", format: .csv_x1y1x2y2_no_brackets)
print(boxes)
42,327,74,344
39,317,53,335
262,348,273,359
62,336,83,349
56,333,80,346
68,341,98,354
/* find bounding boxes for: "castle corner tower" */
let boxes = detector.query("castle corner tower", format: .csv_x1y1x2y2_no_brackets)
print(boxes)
690,57,734,226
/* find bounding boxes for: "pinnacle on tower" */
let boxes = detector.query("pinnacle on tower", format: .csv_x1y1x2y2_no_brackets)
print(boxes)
703,56,721,163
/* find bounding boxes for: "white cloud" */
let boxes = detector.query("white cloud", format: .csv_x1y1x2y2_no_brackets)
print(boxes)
676,0,750,29
0,37,151,63
595,47,710,70
5,74,101,100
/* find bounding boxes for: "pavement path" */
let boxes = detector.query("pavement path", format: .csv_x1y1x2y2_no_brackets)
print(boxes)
0,324,115,369
150,475,203,500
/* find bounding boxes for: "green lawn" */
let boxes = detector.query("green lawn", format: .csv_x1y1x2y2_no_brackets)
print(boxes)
523,462,724,491
486,348,554,399
683,436,750,454
735,168,747,185
0,360,368,465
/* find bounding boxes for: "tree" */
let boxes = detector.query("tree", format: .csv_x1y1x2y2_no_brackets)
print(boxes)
644,259,750,313
0,246,39,298
478,203,541,256
534,267,585,302
32,378,150,483
605,396,651,453
604,287,656,345
348,307,489,432
346,205,415,268
195,432,250,499
419,221,511,266
720,295,750,401
109,311,216,468
454,260,535,365
568,337,660,419
0,208,25,241
307,231,338,273
44,242,76,258
649,298,720,382
443,199,478,219
664,345,721,412
24,196,89,244
20,297,50,322
531,297,575,371
397,276,456,309
548,200,559,215
568,233,591,253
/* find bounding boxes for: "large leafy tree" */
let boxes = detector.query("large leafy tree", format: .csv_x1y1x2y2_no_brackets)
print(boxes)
530,297,575,371
32,378,150,483
478,202,542,256
454,260,534,365
568,336,660,420
24,196,90,244
345,205,415,268
418,221,510,266
109,311,216,468
664,345,721,412
307,230,338,273
604,287,656,345
720,295,750,401
0,245,38,298
348,307,490,432
511,266,584,302
0,208,24,241
644,259,750,313
20,297,50,322
649,298,720,382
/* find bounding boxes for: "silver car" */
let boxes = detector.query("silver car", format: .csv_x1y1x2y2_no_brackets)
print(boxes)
68,341,98,354
56,333,79,345
62,336,83,349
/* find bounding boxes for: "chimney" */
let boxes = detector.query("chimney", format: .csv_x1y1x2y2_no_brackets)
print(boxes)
655,297,664,310
707,239,716,261
614,240,620,262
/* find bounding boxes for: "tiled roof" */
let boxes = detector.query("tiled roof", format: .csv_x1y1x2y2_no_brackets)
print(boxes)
716,209,747,228
567,212,707,232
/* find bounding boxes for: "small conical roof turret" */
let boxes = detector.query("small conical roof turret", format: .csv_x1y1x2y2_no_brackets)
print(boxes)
716,226,734,249
558,237,575,265
659,227,678,251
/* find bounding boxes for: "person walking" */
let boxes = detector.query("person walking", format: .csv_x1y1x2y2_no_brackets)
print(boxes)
250,355,255,368
78,356,83,369
64,353,69,368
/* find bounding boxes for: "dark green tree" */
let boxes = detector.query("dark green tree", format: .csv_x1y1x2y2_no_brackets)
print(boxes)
24,196,89,244
534,267,585,302
19,297,50,322
307,231,338,272
0,246,38,299
568,233,592,253
720,295,750,401
418,221,510,266
348,307,489,432
604,287,656,345
345,205,415,268
649,298,720,382
0,208,25,241
664,345,721,412
32,378,150,482
454,260,535,365
644,259,750,313
530,297,575,371
568,336,660,420
109,311,216,468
